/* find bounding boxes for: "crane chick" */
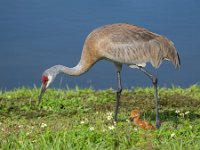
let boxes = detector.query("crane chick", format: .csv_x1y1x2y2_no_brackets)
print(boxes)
130,109,155,130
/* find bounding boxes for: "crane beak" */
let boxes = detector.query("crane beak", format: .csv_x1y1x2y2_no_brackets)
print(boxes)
38,84,47,106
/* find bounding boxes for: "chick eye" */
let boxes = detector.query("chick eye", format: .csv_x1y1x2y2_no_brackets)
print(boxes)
42,75,48,84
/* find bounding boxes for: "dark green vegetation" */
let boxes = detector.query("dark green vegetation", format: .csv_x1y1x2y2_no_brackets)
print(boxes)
0,85,200,149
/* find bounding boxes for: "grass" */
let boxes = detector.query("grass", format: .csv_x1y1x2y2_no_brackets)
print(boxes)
0,85,200,149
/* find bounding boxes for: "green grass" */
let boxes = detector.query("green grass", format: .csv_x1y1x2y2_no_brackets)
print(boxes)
0,85,200,149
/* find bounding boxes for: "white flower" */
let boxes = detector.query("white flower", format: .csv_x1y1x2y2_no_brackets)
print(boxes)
108,125,115,130
106,112,113,120
41,123,47,128
189,125,193,129
106,112,113,116
80,121,85,124
175,110,180,114
179,113,185,117
134,127,138,131
89,127,94,131
80,118,88,124
18,125,23,128
185,111,190,115
171,132,176,138
107,115,112,120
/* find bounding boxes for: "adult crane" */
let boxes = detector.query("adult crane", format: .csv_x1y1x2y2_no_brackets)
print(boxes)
38,23,181,128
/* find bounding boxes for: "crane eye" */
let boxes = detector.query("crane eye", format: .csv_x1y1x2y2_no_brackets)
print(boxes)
42,75,49,84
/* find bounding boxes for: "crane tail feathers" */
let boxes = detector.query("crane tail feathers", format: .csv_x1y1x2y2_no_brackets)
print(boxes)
176,52,181,69
163,38,181,69
169,51,181,69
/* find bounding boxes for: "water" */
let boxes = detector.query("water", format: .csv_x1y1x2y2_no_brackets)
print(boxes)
0,0,200,90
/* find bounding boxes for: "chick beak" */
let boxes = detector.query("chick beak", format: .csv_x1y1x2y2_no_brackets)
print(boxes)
130,117,134,122
38,83,47,106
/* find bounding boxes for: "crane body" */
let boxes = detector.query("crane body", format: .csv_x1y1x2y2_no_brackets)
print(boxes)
39,23,181,129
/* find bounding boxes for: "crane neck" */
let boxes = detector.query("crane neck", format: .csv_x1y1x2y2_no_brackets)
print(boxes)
51,61,92,77
45,46,98,77
62,63,85,76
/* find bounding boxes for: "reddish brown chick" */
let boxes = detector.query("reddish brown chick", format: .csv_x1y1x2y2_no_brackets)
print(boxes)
130,109,155,130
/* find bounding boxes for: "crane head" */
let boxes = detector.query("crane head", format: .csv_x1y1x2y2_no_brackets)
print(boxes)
38,75,53,105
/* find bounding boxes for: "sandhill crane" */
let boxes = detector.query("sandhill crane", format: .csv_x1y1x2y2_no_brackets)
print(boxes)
38,23,181,128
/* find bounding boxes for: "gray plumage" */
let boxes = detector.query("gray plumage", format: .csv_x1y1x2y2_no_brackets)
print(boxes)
86,23,180,69
43,24,180,78
39,23,181,129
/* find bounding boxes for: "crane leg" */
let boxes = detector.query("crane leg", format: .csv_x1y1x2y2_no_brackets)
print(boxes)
114,71,122,122
138,67,161,129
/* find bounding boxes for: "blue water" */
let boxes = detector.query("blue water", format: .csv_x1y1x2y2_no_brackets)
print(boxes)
0,0,200,90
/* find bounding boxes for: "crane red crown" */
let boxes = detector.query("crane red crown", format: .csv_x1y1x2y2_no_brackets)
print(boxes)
42,75,48,84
